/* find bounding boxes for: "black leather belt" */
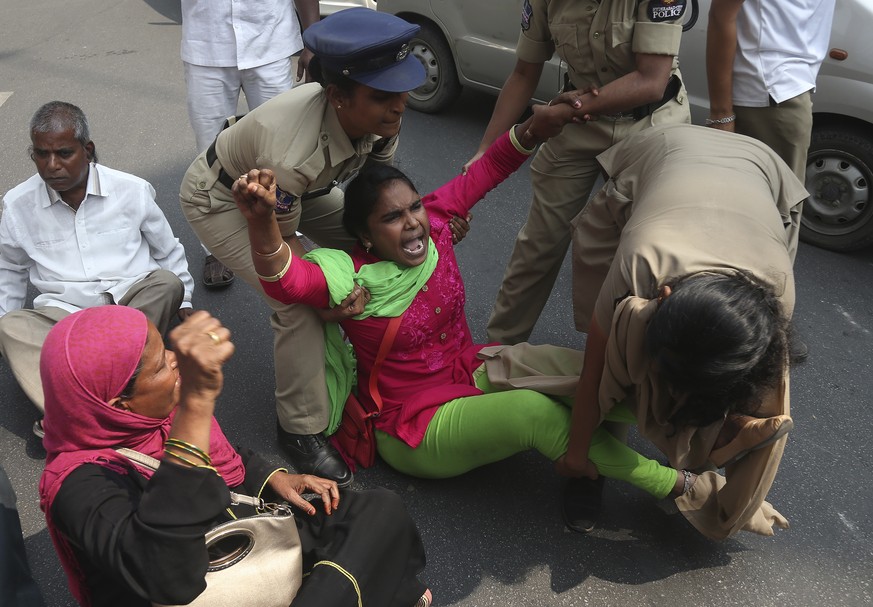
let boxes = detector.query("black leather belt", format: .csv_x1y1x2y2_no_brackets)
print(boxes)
631,74,681,120
566,74,681,121
205,140,236,190
205,139,337,201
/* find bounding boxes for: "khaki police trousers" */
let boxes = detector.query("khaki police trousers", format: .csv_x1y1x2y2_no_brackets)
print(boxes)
734,90,813,183
486,97,690,345
180,154,357,435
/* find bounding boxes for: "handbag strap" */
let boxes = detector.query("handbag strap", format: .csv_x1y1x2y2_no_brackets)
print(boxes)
115,447,261,508
117,447,160,471
367,315,403,416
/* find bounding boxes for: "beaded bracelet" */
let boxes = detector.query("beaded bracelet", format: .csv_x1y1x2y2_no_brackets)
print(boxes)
705,114,736,126
680,469,696,495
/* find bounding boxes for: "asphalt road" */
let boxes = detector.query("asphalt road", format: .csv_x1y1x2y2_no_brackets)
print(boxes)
1,1,872,606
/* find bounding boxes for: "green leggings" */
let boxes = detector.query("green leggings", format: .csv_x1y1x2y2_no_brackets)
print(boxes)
376,371,677,498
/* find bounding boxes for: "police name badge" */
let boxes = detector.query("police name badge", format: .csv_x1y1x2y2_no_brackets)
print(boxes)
274,187,299,215
521,0,533,31
648,0,687,22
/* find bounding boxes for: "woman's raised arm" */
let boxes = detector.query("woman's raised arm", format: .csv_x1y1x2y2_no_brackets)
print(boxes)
167,312,235,458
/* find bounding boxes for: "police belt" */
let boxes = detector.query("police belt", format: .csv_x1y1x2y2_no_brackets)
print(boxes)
205,139,337,201
568,74,681,121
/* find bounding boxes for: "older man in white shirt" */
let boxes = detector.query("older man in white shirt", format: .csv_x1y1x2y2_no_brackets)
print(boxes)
0,101,194,430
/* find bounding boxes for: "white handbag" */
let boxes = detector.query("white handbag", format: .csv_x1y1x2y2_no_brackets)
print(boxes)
117,448,303,607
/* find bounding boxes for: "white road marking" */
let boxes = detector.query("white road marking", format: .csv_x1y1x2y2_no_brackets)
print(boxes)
838,512,858,533
835,304,870,335
0,92,12,108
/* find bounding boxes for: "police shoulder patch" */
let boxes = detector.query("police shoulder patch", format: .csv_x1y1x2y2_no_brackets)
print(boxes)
521,0,533,31
648,0,687,23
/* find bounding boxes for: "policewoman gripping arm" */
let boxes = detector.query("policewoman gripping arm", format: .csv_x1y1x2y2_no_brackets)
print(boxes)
477,0,692,346
179,9,427,487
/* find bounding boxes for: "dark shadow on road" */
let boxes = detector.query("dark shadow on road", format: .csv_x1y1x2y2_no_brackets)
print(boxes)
354,450,736,605
142,0,181,24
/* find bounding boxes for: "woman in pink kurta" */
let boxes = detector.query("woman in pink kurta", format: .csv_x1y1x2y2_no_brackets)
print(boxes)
232,106,689,510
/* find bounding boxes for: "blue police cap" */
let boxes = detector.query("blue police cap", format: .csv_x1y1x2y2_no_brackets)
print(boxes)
303,8,426,93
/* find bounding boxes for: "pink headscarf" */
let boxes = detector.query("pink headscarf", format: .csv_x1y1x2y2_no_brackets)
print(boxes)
38,306,245,606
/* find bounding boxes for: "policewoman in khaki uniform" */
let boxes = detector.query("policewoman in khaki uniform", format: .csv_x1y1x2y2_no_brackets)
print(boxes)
179,9,426,486
565,124,807,538
475,0,691,345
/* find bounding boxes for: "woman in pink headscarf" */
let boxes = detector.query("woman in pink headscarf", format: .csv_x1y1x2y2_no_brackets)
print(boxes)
38,306,430,607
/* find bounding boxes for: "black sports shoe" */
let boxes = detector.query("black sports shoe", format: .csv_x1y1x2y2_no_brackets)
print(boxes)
561,476,605,533
276,422,353,487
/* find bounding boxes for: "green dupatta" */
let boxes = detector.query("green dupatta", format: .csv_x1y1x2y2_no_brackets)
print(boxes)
304,239,439,434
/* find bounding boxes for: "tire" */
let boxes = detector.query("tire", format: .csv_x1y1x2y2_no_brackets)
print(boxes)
406,22,462,114
801,125,873,251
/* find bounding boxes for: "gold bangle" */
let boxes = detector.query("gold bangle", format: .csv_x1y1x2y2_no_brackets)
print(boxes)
254,241,285,257
163,448,199,468
163,449,221,477
195,463,221,477
509,125,537,154
165,438,212,465
257,241,292,282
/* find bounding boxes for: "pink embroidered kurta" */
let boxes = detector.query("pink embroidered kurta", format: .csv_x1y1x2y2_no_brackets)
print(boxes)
262,132,529,447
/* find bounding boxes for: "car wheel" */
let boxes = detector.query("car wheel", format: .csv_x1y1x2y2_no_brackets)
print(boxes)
801,126,873,251
406,23,461,114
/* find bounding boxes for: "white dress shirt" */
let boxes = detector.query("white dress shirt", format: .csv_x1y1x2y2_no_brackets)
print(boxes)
180,0,302,70
0,163,194,316
732,0,836,106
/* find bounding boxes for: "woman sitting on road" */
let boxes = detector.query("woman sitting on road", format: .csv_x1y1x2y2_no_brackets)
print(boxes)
180,7,452,487
232,105,703,525
38,307,429,607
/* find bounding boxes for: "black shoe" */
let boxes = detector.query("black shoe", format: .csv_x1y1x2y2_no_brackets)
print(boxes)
276,422,353,487
789,337,809,364
561,476,605,534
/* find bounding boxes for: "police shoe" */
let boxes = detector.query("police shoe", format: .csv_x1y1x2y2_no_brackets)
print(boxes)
276,422,353,487
561,476,605,534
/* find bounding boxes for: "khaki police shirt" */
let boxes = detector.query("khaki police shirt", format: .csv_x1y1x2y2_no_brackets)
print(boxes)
571,124,808,539
570,124,806,334
209,82,398,236
517,0,685,88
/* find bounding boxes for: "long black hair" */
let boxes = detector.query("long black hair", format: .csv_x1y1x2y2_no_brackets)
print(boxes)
645,272,789,428
342,164,418,239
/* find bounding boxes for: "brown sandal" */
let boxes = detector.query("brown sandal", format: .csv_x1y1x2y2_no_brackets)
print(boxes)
203,255,235,289
709,414,793,468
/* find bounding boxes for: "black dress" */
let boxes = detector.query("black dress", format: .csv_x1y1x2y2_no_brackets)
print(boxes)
51,448,427,607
